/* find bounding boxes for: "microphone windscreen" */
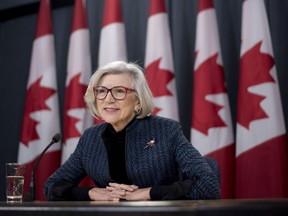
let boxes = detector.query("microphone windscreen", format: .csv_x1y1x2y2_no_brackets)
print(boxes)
52,133,62,143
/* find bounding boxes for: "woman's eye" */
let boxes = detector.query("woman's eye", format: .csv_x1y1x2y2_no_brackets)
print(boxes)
97,89,106,93
115,88,125,93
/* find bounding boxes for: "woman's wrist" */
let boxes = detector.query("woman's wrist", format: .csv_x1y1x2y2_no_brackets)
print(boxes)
145,187,152,200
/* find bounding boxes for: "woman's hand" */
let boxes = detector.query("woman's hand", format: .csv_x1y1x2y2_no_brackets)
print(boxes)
88,187,120,201
107,183,151,201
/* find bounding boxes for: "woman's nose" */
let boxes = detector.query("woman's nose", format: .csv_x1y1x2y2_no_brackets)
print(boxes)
105,91,116,101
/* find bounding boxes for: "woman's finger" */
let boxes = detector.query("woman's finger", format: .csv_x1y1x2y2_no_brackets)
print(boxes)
108,183,138,191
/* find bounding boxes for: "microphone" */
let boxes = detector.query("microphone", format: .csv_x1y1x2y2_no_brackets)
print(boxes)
26,133,62,201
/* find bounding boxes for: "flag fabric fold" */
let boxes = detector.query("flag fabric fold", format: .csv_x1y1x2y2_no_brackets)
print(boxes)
191,0,235,198
236,0,288,198
98,0,127,67
17,0,61,201
145,0,179,120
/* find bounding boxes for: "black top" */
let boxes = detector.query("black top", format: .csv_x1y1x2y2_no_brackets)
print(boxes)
102,123,131,184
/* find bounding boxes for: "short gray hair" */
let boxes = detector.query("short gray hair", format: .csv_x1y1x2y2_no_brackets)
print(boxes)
84,61,154,119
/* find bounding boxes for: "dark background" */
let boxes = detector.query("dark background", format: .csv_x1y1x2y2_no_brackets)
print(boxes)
1,0,288,201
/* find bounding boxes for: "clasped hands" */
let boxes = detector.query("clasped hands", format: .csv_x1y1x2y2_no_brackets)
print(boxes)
88,182,151,201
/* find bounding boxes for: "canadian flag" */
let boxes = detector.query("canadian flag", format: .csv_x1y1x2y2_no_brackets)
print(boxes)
17,0,61,200
62,0,93,164
145,0,179,120
191,0,235,198
98,0,127,67
236,0,288,198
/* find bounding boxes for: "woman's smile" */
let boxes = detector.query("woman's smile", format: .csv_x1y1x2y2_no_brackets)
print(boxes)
104,107,120,113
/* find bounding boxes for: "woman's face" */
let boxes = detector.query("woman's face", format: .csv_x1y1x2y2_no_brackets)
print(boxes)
96,73,140,132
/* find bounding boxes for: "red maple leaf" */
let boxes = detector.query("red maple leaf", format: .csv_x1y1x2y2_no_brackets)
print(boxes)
237,41,275,129
20,77,56,146
146,58,174,115
64,73,87,142
192,53,227,135
151,107,161,116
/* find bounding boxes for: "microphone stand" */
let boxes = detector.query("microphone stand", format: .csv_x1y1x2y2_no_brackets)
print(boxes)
25,133,62,201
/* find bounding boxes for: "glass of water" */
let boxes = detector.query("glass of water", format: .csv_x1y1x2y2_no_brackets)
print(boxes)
6,163,25,203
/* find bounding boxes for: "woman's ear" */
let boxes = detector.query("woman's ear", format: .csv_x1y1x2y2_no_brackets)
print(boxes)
134,100,141,114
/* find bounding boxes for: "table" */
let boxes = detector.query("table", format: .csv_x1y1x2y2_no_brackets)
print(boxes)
1,199,288,216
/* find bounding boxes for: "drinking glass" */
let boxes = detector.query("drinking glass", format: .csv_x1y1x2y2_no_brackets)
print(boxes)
6,163,25,203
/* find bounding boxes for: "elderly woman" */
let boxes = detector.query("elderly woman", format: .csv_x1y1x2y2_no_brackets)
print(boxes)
44,61,220,201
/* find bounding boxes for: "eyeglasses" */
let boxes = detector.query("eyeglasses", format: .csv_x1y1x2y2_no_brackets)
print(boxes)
94,86,136,100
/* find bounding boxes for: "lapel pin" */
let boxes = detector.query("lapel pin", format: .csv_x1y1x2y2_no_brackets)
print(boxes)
145,138,156,149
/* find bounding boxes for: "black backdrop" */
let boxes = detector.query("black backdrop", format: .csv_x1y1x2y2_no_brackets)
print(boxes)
1,0,288,201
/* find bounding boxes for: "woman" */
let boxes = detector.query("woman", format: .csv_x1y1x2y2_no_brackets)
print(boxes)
44,61,220,201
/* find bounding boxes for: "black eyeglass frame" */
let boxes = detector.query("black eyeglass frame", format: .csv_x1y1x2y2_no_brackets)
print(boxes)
93,86,136,100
